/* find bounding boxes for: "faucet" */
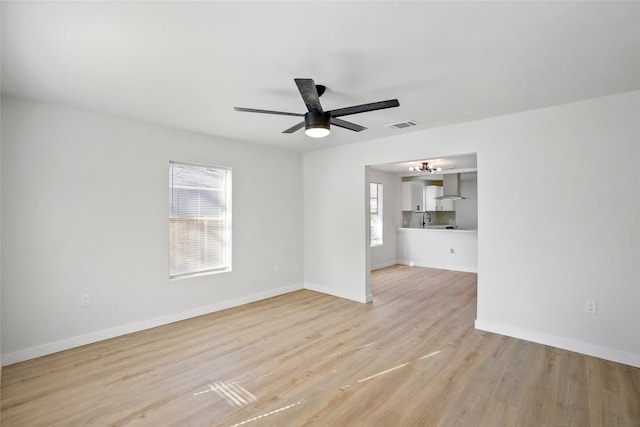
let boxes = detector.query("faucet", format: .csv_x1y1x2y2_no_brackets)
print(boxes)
422,211,431,228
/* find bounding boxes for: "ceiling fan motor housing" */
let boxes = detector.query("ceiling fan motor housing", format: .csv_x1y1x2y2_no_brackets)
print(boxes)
305,111,331,130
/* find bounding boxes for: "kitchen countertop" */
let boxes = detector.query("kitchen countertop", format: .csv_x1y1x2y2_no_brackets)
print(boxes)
398,227,477,233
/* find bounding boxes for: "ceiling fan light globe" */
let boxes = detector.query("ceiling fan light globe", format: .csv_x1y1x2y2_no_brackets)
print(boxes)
305,127,331,138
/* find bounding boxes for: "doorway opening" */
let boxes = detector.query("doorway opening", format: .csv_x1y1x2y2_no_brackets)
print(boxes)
365,153,478,300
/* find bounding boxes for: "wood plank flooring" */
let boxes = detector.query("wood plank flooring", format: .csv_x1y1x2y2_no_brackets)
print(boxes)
2,266,639,426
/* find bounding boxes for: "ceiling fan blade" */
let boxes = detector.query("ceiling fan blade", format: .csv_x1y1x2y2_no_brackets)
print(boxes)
328,99,400,117
330,117,367,132
234,107,304,117
294,78,323,113
282,121,305,134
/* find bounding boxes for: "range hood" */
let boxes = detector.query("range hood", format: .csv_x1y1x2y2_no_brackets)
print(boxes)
434,173,466,200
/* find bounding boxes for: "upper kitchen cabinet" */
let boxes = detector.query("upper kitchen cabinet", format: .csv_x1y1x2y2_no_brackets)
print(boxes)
425,185,454,211
402,181,424,211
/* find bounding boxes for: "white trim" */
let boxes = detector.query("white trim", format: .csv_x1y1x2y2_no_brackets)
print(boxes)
398,261,477,273
475,319,640,368
2,283,303,366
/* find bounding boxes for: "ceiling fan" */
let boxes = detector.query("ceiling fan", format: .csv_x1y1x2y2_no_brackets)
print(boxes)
234,78,400,138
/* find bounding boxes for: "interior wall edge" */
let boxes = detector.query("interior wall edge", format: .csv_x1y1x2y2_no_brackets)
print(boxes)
1,282,304,367
303,283,370,304
370,260,398,271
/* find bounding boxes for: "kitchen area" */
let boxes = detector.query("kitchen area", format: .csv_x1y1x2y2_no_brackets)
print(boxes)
369,153,477,273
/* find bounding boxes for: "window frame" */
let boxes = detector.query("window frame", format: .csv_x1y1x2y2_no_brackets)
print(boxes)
169,161,232,280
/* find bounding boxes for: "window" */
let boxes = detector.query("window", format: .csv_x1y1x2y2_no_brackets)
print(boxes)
370,182,383,247
169,161,231,279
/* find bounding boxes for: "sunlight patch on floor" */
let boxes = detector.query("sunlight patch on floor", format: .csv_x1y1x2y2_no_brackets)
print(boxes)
229,401,305,427
357,350,442,384
193,381,258,407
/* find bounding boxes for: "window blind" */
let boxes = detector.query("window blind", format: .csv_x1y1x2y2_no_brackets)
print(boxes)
370,182,383,246
169,162,231,278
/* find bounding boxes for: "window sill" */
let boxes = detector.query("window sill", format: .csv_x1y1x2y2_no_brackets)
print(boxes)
170,267,231,281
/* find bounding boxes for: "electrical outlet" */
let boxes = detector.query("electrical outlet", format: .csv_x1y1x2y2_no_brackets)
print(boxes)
81,294,90,307
585,300,597,314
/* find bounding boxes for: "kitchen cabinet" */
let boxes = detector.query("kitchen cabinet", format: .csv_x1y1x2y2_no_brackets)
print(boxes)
424,186,440,211
402,182,424,211
425,185,454,211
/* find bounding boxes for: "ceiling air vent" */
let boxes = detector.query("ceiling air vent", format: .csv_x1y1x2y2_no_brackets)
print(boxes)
386,120,418,130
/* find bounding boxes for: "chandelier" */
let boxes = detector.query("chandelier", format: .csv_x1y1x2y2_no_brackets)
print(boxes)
409,162,441,173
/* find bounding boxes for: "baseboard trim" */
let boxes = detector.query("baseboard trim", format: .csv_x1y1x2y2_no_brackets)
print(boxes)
2,283,304,366
399,261,477,273
475,319,640,368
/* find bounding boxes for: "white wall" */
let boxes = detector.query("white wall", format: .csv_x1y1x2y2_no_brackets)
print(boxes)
1,96,304,364
303,91,640,367
367,168,401,271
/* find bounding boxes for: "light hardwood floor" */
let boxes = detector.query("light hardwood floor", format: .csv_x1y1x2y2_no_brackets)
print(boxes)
2,266,639,426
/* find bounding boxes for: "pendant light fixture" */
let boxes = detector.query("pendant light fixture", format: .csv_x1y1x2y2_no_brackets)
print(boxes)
409,162,441,173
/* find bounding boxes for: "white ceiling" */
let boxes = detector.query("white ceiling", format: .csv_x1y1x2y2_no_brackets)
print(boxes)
2,1,639,153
